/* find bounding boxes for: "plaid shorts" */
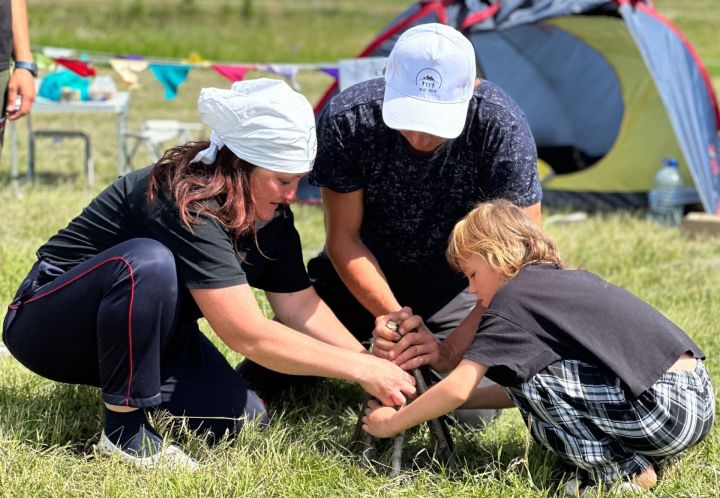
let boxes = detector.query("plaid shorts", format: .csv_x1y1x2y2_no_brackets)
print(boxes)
505,359,715,485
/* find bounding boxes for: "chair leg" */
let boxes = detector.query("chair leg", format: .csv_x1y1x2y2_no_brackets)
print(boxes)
122,136,144,173
28,132,36,182
85,137,94,187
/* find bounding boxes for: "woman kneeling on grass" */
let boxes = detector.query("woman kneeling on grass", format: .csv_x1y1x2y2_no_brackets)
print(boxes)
2,79,414,470
363,199,714,495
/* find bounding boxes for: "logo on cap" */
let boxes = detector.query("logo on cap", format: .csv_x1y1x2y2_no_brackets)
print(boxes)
416,69,442,94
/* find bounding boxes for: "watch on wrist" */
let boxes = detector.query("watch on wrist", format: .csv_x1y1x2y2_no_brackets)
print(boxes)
14,60,38,78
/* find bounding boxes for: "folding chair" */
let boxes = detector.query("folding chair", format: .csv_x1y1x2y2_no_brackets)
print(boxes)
122,119,205,173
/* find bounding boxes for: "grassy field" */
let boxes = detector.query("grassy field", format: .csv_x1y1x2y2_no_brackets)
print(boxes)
1,0,720,496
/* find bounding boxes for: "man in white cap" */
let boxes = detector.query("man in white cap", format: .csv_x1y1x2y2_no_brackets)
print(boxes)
305,23,542,424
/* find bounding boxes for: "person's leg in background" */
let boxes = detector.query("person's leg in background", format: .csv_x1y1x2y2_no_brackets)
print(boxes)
0,68,9,156
0,68,9,360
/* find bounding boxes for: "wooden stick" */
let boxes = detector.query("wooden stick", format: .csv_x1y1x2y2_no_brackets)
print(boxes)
350,321,455,472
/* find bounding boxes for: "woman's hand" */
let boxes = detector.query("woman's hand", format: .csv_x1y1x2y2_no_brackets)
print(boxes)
357,355,416,407
362,399,401,438
372,309,440,371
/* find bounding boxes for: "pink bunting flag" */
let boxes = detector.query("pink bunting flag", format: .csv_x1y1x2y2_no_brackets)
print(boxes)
54,58,96,77
211,64,255,82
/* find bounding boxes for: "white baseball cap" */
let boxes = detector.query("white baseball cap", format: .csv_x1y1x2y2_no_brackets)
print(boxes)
191,78,317,173
382,23,476,139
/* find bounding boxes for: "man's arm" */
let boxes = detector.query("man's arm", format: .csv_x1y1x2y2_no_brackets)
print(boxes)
6,0,35,120
322,187,402,317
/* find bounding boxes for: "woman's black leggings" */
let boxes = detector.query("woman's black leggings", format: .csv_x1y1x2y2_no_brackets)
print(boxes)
3,238,268,438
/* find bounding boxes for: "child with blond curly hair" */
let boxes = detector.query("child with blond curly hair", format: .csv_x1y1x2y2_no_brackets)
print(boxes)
363,199,714,495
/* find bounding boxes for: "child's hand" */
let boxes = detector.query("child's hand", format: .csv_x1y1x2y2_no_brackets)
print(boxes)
362,399,401,438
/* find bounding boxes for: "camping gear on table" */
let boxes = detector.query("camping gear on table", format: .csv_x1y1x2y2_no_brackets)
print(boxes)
312,0,720,215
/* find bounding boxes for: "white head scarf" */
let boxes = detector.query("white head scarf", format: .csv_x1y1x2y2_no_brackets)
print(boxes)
191,78,317,173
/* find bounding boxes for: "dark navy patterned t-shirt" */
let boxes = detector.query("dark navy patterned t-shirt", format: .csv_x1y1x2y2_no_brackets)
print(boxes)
309,78,541,317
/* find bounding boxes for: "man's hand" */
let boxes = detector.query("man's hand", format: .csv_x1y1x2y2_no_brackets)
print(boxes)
362,399,401,438
372,308,440,371
357,355,416,407
6,67,35,120
371,307,412,360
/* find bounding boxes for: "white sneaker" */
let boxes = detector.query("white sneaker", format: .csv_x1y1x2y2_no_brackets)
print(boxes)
0,342,9,358
96,431,199,471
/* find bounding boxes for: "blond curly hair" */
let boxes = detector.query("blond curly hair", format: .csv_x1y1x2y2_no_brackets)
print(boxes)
446,200,565,279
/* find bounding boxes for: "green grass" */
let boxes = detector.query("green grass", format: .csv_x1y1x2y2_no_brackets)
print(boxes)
1,0,720,496
27,0,411,63
3,192,720,497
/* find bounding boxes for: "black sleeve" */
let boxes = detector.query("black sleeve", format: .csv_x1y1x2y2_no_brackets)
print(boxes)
463,313,560,386
482,103,543,207
249,206,311,293
308,106,365,193
146,194,247,289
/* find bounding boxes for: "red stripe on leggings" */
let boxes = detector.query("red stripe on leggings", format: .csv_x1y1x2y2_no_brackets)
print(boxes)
8,257,137,406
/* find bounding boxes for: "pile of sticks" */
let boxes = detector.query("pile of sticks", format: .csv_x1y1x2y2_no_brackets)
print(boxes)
349,322,455,475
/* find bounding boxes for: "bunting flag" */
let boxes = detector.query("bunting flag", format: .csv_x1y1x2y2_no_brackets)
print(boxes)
211,64,255,82
110,58,149,89
54,58,96,77
149,64,191,100
257,64,300,90
35,53,55,72
34,45,339,102
185,52,207,64
320,66,339,80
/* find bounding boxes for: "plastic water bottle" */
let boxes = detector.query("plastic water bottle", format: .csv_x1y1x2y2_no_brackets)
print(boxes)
648,157,685,226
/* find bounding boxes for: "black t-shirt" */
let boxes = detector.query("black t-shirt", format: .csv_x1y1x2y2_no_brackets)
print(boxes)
464,264,703,398
37,167,311,296
0,0,12,71
309,78,541,317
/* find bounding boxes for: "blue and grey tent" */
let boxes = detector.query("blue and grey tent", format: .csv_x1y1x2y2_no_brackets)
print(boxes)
312,0,720,213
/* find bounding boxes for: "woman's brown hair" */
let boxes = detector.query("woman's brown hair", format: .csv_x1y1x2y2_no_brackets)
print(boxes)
446,199,565,279
147,141,256,239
